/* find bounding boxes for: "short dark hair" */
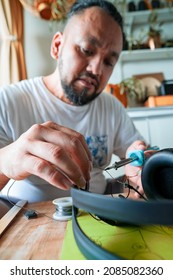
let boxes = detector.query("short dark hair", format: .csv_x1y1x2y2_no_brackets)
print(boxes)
67,0,125,47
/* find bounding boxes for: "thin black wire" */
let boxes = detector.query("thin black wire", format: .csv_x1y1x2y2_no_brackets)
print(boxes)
102,167,147,200
86,167,147,225
124,178,147,201
5,165,147,224
6,180,56,221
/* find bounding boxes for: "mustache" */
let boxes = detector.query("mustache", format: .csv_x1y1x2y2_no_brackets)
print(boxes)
77,72,99,88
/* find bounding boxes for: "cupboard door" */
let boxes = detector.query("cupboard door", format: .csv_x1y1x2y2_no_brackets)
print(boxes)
149,116,173,149
133,118,150,144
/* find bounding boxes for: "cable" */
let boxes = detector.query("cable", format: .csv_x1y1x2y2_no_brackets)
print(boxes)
5,167,146,222
6,180,57,221
103,168,146,200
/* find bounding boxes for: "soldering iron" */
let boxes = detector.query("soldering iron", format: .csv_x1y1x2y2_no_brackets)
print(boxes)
105,146,160,171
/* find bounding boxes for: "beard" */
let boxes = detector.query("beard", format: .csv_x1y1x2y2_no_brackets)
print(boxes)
61,80,99,106
58,56,100,106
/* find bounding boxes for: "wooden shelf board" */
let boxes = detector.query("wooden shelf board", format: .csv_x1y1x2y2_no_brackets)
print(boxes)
145,95,173,107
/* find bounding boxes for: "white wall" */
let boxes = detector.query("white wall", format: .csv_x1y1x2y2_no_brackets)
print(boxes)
24,9,65,78
109,49,173,84
24,7,173,83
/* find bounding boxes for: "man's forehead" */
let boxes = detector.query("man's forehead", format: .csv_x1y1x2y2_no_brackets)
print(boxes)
65,6,118,32
64,7,123,54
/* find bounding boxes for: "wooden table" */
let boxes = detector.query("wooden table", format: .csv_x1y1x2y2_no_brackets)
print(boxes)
0,190,139,260
0,201,67,260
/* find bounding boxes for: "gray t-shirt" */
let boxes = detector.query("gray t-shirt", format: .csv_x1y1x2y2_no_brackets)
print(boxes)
0,77,144,202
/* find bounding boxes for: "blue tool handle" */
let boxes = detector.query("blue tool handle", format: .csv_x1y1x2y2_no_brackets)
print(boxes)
127,146,159,167
128,150,145,166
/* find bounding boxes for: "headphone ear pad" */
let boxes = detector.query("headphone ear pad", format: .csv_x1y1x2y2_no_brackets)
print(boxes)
141,148,173,199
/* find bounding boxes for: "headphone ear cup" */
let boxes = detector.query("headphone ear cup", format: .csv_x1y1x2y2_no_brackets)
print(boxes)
141,148,173,199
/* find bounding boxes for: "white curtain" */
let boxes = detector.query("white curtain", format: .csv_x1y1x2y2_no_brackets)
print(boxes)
0,0,27,86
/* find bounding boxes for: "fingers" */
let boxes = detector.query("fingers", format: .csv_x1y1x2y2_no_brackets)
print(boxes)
144,149,158,160
25,122,92,187
25,140,88,188
38,122,92,178
0,121,92,190
42,121,92,162
126,140,147,156
125,165,144,199
125,140,147,199
22,154,75,190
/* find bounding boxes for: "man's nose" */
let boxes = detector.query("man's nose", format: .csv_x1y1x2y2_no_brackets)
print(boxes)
86,57,103,77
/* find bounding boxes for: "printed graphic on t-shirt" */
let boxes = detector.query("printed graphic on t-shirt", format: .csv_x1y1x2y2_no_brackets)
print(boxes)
86,135,108,167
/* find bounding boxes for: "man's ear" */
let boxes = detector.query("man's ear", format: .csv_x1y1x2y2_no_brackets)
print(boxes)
50,32,63,60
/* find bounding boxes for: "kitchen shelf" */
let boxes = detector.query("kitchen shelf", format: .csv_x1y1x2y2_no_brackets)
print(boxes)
110,7,173,84
120,47,173,62
124,7,173,26
127,105,173,119
144,95,173,107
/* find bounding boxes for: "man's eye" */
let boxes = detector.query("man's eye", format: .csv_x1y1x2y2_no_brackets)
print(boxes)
104,60,114,67
82,48,93,56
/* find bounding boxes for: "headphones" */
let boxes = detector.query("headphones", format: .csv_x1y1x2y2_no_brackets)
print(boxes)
71,148,173,259
141,148,173,199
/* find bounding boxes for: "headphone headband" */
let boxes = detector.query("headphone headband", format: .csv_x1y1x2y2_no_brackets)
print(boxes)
71,148,173,259
71,187,173,225
71,187,173,260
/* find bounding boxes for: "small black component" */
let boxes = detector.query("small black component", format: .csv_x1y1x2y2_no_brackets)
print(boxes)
24,210,38,219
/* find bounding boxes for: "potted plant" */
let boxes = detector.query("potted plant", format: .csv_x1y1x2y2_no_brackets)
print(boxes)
105,77,147,108
19,0,76,21
119,77,147,107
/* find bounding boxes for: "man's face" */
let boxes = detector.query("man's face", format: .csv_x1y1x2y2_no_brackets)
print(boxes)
56,7,123,105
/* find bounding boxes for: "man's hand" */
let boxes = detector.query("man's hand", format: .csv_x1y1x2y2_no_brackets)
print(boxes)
0,121,92,190
124,140,147,199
